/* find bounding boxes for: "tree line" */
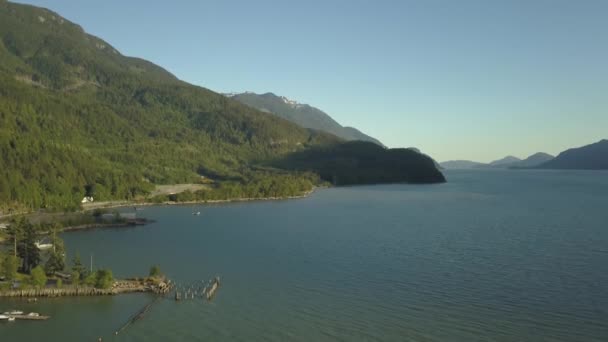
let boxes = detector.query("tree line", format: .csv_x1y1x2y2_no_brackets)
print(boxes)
0,217,114,290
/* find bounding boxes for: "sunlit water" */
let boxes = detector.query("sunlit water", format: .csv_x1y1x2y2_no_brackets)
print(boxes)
2,169,608,341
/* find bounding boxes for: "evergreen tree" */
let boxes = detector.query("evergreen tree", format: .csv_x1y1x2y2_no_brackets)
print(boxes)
70,271,80,286
71,252,87,279
6,219,22,258
1,254,19,281
16,218,40,273
44,226,65,274
45,252,65,275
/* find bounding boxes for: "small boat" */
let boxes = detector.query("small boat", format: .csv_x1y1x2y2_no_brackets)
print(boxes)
27,312,40,317
4,310,23,315
8,317,15,322
192,211,201,216
0,315,8,320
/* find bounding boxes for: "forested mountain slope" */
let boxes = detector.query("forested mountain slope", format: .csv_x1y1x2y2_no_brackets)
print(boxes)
0,1,444,211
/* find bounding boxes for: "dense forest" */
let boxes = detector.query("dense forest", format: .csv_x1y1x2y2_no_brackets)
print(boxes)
0,1,444,213
274,141,445,185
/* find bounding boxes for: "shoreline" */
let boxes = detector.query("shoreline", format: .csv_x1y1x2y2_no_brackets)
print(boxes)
0,188,320,233
81,188,319,212
60,219,154,232
53,189,318,232
0,279,171,298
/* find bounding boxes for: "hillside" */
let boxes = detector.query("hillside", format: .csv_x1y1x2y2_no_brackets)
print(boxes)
227,92,384,146
537,140,608,170
0,1,444,211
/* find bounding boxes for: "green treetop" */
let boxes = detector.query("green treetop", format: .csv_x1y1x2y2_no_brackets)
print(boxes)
30,265,47,288
149,265,162,277
1,254,19,281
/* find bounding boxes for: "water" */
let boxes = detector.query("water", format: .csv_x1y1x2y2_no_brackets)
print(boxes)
2,169,608,341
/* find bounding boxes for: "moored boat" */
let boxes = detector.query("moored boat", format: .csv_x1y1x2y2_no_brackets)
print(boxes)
3,310,24,315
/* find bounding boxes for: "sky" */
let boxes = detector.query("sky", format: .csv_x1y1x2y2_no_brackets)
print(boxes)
14,0,608,162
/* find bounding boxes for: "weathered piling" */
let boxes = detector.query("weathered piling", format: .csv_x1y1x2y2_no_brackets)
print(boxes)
206,276,220,301
115,296,161,335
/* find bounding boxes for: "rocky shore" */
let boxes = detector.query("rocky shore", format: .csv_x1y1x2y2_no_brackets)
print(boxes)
0,279,171,298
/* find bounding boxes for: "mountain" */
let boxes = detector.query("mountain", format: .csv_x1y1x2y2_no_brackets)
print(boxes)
226,92,384,146
537,140,608,170
488,156,521,167
510,152,554,168
441,153,553,169
0,1,444,210
440,160,487,169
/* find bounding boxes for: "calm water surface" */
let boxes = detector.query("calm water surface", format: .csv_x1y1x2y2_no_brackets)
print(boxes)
2,169,608,341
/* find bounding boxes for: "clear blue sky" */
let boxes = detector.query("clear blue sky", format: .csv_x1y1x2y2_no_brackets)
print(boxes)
14,0,608,162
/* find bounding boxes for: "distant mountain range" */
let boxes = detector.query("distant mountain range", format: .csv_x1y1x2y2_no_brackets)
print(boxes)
537,140,608,170
441,153,554,169
226,92,384,146
515,153,555,168
442,139,608,171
